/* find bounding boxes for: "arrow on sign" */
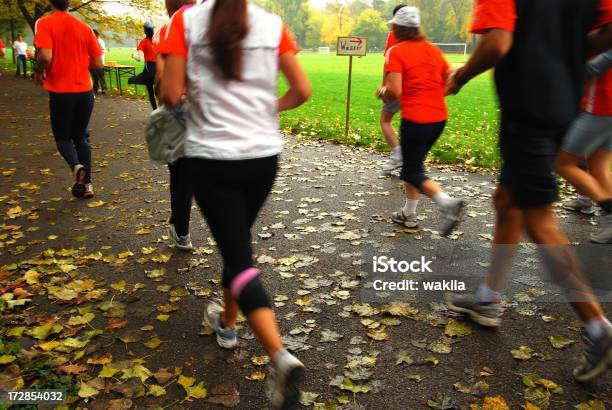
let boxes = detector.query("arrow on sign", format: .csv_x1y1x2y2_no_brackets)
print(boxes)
350,38,363,46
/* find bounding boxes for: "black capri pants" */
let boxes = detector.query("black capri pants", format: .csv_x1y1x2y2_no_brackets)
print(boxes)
399,119,446,189
187,155,277,315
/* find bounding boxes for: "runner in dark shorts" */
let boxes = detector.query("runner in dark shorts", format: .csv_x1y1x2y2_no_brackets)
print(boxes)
445,0,612,382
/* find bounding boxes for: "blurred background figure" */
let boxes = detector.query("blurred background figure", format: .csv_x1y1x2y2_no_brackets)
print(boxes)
90,29,107,95
12,34,28,78
129,21,157,109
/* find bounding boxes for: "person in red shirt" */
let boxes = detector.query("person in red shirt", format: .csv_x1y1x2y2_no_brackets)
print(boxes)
0,38,5,59
444,0,612,382
557,50,612,244
380,6,466,236
34,0,102,199
153,0,196,252
128,21,158,109
379,4,405,175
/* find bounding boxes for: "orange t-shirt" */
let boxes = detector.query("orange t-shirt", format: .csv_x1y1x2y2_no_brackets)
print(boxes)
160,9,298,58
385,40,449,123
596,0,612,27
470,0,517,34
34,11,102,93
384,31,397,56
0,39,4,49
153,24,168,55
138,37,157,62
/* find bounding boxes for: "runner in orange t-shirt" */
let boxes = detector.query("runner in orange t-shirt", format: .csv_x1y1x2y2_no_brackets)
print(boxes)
379,4,406,175
34,0,102,199
153,0,196,251
128,21,158,109
380,6,466,236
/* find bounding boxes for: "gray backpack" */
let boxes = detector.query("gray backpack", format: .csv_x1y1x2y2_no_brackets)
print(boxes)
145,105,186,165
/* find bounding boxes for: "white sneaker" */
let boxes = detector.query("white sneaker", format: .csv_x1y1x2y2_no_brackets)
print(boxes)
563,196,596,215
590,214,612,244
382,154,402,175
268,349,305,410
203,302,237,349
391,209,418,228
440,200,466,237
167,222,193,251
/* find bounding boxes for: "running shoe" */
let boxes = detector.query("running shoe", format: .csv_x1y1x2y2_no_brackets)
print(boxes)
445,293,504,327
71,164,86,198
203,302,237,349
590,213,612,244
391,210,418,228
268,349,305,410
574,326,612,382
83,183,94,199
382,154,402,175
563,196,596,215
168,222,194,251
440,200,466,237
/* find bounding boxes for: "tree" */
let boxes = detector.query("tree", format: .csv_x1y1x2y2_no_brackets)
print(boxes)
352,9,387,50
320,0,354,46
0,0,163,41
254,0,311,46
304,8,325,48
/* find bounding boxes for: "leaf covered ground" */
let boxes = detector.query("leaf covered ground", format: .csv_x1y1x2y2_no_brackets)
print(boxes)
0,75,610,409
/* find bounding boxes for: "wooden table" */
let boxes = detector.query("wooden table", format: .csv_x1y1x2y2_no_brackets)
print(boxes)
103,64,137,95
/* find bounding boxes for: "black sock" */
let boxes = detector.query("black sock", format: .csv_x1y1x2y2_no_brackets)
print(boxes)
598,199,612,214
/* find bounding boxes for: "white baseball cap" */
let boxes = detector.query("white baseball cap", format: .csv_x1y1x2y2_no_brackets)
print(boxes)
388,6,421,28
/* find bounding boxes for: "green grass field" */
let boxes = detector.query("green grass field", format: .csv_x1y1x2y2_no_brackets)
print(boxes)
1,47,500,168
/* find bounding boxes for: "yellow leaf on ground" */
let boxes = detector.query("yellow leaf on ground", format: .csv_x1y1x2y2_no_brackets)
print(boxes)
184,381,207,400
78,382,100,398
178,374,195,388
99,365,119,378
482,395,510,410
148,384,166,397
0,355,16,364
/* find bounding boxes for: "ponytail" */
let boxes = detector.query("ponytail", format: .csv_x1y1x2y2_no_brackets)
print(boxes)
208,0,248,81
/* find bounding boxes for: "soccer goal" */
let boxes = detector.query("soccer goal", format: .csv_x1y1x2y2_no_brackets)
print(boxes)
433,43,468,61
318,46,331,55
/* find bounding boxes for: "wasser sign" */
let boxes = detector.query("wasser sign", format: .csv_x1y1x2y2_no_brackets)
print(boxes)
337,36,367,56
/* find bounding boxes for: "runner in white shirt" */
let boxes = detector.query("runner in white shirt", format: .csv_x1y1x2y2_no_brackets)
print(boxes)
160,1,311,408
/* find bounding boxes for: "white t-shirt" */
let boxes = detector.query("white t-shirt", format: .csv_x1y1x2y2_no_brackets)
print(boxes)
13,41,27,56
179,1,286,160
97,38,106,63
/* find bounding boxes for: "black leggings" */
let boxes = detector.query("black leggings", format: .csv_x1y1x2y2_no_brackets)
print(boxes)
168,158,193,237
399,119,446,190
49,91,95,183
187,156,277,315
128,61,157,109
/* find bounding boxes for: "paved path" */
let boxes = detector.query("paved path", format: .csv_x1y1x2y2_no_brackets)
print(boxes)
0,75,610,409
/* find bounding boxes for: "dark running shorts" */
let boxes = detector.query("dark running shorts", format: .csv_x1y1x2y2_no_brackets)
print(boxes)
498,119,567,210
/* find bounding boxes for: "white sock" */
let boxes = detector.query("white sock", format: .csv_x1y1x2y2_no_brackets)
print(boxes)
476,284,502,304
391,146,402,159
402,199,418,216
585,316,612,341
433,192,456,208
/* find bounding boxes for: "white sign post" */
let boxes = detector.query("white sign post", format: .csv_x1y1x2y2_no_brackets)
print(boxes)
337,37,367,139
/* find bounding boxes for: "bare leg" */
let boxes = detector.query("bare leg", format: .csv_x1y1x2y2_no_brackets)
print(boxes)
380,110,399,149
485,186,524,292
221,288,240,329
404,182,420,200
587,148,612,198
557,151,610,202
248,308,284,360
420,179,443,199
523,206,604,322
